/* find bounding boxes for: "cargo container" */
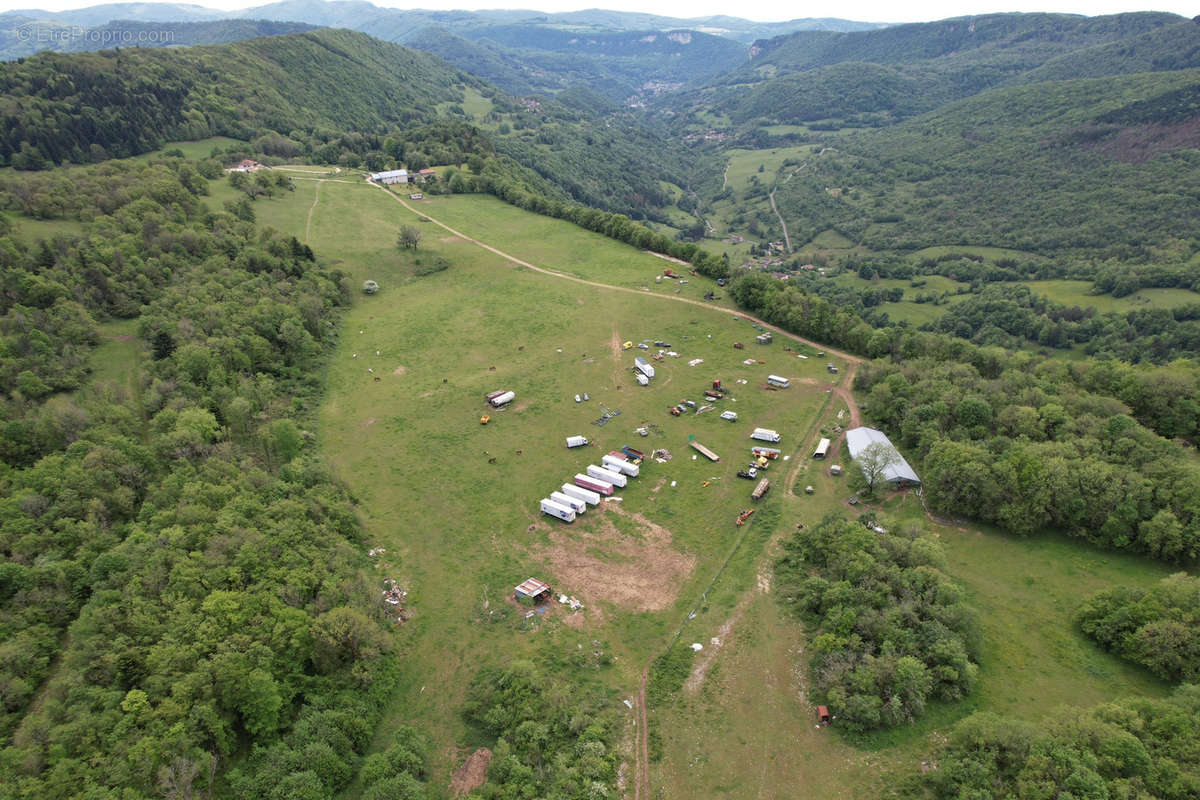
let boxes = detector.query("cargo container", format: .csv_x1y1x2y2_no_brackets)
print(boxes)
814,438,831,459
574,474,613,496
540,498,576,522
690,441,721,461
767,375,790,388
720,410,739,421
603,454,640,477
634,357,655,379
488,390,515,407
621,446,646,460
485,390,507,402
562,483,601,506
550,491,587,514
634,372,649,386
750,428,782,443
587,464,627,488
752,479,771,500
566,435,589,448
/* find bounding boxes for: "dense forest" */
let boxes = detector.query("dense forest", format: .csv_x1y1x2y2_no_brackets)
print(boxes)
775,515,978,732
0,157,406,799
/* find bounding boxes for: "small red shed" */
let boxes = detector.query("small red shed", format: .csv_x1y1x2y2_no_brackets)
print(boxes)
817,705,831,725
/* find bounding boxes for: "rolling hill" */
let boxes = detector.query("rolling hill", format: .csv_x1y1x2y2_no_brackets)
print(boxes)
661,12,1200,127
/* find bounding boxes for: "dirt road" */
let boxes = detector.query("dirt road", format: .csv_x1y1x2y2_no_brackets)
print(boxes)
368,182,863,369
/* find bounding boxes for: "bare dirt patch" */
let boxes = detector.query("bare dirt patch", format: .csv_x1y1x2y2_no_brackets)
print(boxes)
362,417,376,427
450,747,492,796
440,235,464,243
536,506,694,612
393,365,407,376
110,334,136,342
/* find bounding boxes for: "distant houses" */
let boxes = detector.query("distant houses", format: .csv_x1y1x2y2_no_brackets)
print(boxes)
227,159,264,173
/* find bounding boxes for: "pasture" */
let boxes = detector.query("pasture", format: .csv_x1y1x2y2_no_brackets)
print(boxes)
230,175,1176,797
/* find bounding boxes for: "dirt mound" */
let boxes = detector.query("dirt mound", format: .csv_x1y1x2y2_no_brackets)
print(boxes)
450,747,492,796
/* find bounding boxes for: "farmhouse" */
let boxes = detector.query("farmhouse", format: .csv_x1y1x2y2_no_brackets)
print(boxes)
845,427,921,487
370,169,410,185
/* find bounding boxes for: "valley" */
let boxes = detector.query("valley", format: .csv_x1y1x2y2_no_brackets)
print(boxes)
1,5,1199,799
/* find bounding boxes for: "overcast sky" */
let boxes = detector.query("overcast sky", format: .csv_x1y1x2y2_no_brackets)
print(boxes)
1,0,1193,25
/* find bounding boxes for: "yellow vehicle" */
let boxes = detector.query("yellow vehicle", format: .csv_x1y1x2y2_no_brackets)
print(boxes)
480,415,490,425
622,341,633,350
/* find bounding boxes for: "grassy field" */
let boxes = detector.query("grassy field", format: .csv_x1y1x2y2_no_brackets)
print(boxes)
722,146,815,195
88,319,143,397
149,136,245,160
912,245,1043,263
7,214,86,243
241,177,845,789
1025,279,1200,312
228,175,1177,798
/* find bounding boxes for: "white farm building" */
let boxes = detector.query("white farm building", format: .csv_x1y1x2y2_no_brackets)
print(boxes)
844,427,921,487
370,169,411,185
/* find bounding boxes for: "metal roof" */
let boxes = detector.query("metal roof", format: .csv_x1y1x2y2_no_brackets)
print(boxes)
515,577,550,596
370,169,409,180
844,427,921,485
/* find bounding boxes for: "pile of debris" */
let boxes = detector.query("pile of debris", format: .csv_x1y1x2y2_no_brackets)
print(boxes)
368,547,387,558
652,448,672,462
382,579,410,623
558,594,584,611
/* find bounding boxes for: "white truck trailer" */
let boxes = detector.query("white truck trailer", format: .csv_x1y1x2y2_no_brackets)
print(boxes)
540,498,576,522
561,483,601,506
602,453,640,477
750,428,782,443
550,491,587,514
587,464,627,488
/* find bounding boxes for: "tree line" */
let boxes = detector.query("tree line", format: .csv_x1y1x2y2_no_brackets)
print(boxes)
0,159,411,799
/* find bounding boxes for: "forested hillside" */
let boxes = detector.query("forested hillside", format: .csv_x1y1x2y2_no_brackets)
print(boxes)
0,29,478,166
663,12,1197,127
0,157,412,799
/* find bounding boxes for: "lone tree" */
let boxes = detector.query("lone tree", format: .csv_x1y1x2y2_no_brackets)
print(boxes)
853,441,899,495
397,225,421,250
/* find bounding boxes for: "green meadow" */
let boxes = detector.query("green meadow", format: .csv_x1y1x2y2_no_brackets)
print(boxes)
215,175,1175,797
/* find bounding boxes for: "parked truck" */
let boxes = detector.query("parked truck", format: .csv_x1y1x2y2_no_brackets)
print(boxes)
766,375,790,388
540,498,576,522
550,491,587,514
562,483,601,506
566,435,589,448
574,474,613,496
750,428,782,443
752,447,782,459
752,479,771,500
634,356,655,379
587,464,627,488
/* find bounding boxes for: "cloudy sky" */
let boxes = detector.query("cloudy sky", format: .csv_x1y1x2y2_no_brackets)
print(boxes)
2,0,1193,24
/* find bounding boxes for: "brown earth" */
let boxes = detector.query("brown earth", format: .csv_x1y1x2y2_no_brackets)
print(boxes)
536,505,694,612
450,747,492,796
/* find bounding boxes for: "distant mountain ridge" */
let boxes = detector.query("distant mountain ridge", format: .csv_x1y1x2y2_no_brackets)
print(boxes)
2,0,884,42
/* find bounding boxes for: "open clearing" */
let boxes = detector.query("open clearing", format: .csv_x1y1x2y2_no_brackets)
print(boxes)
241,175,1175,798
